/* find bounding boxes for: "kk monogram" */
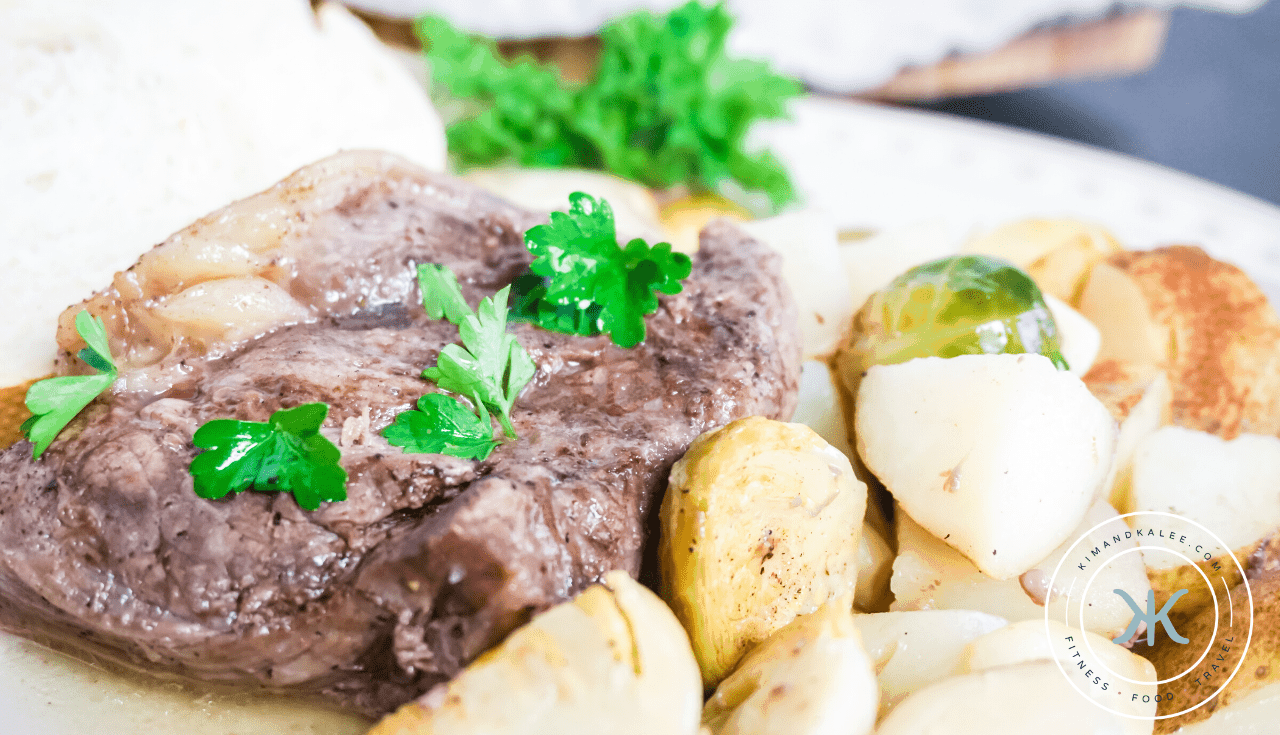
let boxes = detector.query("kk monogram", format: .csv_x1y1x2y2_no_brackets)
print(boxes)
1112,588,1189,645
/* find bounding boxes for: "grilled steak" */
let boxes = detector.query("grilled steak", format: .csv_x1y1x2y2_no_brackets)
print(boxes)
0,152,800,715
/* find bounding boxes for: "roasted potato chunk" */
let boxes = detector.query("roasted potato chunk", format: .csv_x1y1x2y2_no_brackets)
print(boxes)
963,218,1123,306
1148,543,1280,733
658,192,749,254
367,571,701,735
1077,245,1280,439
659,417,867,688
701,602,877,735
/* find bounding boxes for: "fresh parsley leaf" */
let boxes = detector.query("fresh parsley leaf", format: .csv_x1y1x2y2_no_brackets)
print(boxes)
384,264,536,458
518,192,692,348
417,265,537,438
415,15,586,169
382,393,499,460
189,403,347,512
418,256,475,324
21,310,118,459
581,1,802,208
416,1,800,209
509,272,605,337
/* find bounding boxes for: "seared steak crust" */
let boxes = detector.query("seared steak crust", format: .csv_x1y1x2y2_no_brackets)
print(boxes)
0,153,799,715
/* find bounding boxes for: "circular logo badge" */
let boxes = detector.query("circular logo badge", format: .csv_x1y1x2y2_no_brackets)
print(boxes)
1043,511,1253,720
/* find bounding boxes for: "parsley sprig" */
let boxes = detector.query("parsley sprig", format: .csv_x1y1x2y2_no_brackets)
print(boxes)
189,403,347,511
417,1,801,209
512,192,692,348
21,311,118,459
382,265,537,459
382,393,499,460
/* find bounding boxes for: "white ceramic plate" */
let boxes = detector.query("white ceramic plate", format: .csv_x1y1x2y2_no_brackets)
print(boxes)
762,96,1280,301
6,95,1280,733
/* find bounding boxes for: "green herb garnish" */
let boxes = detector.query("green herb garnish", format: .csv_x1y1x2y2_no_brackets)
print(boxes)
383,265,536,458
381,393,499,460
419,264,537,438
189,403,347,511
513,192,692,349
21,310,118,459
416,1,802,208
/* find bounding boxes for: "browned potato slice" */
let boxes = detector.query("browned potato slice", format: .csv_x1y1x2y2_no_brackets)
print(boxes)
658,193,749,254
963,218,1123,305
1077,246,1280,439
1143,564,1275,734
1082,359,1167,424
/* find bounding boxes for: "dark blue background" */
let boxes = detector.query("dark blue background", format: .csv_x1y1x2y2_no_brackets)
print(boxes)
915,1,1280,205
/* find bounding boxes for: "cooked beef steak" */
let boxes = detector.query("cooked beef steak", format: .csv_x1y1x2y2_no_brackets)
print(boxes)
0,152,800,716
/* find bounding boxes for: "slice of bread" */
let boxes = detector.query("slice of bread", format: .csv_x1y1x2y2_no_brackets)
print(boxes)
0,0,446,389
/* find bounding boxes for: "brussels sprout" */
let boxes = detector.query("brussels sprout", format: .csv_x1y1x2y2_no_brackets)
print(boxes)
845,255,1068,374
659,417,867,689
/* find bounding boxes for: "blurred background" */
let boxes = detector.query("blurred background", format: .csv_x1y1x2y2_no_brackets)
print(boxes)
914,1,1280,206
351,0,1279,205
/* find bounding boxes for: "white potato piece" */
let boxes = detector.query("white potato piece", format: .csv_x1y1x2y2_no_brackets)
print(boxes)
963,620,1155,679
153,276,312,346
839,220,966,312
890,508,1045,621
960,619,1157,732
1019,500,1153,642
701,603,877,735
791,360,854,461
738,211,855,359
1044,293,1101,376
1131,427,1280,554
856,354,1117,579
369,571,701,735
853,609,1007,719
1128,426,1278,620
0,631,368,735
659,418,867,687
875,661,1152,735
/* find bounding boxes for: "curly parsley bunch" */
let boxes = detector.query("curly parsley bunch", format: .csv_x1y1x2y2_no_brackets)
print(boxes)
416,1,801,209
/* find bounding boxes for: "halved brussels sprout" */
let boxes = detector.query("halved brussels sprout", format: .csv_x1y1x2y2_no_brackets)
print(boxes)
841,255,1069,376
659,417,867,689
